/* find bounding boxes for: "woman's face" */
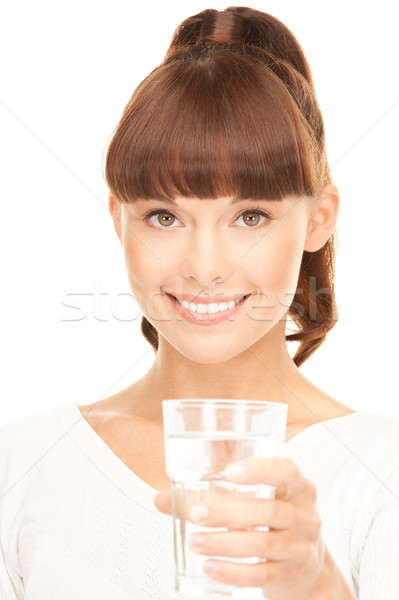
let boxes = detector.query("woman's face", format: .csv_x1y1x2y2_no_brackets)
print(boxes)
112,195,312,364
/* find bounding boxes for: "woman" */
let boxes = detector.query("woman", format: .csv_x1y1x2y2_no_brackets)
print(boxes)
1,6,398,600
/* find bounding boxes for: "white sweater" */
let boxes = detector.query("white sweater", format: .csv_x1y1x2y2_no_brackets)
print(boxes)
0,403,398,600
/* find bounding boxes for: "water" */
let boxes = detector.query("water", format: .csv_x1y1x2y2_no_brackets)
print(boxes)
166,433,281,598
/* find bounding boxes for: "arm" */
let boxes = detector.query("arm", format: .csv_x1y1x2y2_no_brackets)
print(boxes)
355,473,399,600
0,542,20,600
310,544,356,600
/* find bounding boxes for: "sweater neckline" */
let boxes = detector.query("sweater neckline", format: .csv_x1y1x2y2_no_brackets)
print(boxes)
55,403,369,516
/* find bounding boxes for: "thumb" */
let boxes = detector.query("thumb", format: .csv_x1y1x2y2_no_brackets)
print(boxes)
153,489,172,515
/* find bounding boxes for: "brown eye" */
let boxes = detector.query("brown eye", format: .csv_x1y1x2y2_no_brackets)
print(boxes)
142,209,179,228
236,209,271,228
242,211,261,226
156,211,175,226
142,207,271,230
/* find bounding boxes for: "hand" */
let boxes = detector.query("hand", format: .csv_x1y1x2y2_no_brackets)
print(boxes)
154,457,329,600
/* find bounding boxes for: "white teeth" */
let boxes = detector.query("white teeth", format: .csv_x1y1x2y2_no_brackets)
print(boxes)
179,296,245,314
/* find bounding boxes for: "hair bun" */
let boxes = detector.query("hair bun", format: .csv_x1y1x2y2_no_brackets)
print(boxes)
163,6,313,88
196,9,246,46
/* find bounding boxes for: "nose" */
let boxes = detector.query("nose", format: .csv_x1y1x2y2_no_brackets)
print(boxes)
180,226,233,286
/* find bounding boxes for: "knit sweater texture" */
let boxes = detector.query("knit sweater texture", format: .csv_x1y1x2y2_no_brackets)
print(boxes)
0,403,398,599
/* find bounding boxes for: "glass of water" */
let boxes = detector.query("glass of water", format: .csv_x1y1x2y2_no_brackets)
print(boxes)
162,399,288,599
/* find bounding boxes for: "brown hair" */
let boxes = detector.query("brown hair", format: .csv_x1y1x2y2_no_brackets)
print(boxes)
103,6,338,368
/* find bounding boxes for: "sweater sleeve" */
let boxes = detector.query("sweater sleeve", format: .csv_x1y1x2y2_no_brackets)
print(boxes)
0,545,20,600
358,466,399,599
0,419,29,600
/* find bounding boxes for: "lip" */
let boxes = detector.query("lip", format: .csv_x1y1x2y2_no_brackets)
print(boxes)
167,292,248,304
166,293,251,326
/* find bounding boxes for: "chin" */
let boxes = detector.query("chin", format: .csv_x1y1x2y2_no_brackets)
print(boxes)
169,337,252,365
154,318,280,364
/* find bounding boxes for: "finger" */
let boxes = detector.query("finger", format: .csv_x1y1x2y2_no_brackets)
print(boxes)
201,556,288,592
224,457,316,502
153,489,172,515
189,529,298,560
190,497,295,530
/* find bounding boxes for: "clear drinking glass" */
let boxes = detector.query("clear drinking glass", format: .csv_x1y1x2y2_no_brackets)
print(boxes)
162,399,288,599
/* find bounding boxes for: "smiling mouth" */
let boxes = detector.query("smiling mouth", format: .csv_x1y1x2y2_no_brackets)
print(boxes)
165,291,252,326
168,293,251,308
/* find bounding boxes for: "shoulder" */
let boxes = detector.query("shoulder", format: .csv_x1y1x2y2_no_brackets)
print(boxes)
307,390,399,459
295,408,399,504
343,410,399,451
0,405,68,497
330,410,399,500
0,405,62,447
320,409,399,462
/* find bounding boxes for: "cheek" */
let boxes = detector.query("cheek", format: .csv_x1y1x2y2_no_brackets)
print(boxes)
123,242,163,297
274,238,303,286
124,246,170,323
246,237,304,312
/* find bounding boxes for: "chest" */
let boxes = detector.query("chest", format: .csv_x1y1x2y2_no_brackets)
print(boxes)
92,415,171,492
83,411,313,493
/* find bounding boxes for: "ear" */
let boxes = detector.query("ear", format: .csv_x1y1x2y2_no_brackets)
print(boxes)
108,193,123,246
304,184,340,252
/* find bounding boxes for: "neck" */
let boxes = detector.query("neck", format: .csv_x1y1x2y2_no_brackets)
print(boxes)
129,319,325,425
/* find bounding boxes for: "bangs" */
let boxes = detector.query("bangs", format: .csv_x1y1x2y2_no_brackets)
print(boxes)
104,50,322,204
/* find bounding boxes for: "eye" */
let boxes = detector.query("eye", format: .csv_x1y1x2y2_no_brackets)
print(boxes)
142,209,179,228
140,207,272,229
235,209,271,228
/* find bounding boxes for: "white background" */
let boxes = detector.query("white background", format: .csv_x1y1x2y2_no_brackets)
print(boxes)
1,0,398,425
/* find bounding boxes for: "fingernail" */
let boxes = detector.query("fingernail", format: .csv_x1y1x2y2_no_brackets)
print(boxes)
225,463,246,481
190,504,209,522
190,533,205,547
204,561,219,574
